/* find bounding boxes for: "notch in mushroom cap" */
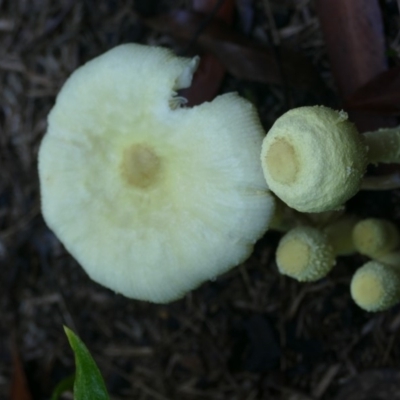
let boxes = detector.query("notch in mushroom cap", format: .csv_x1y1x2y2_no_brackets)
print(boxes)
351,261,400,312
261,106,368,213
276,226,335,281
38,44,275,303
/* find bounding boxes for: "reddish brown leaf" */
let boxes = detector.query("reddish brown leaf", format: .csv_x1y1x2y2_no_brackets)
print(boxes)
316,0,386,98
345,66,400,115
181,53,226,105
315,0,396,131
193,0,234,23
181,0,234,105
145,10,324,92
10,337,33,400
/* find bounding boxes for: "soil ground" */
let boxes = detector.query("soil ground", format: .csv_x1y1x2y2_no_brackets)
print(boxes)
1,1,400,399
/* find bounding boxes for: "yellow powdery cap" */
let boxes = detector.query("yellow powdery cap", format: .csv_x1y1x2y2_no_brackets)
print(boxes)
39,44,275,303
276,226,335,281
351,261,400,312
352,218,400,258
261,106,368,213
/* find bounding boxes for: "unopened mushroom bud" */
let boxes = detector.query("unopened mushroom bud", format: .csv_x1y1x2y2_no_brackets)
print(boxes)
351,261,400,312
38,44,275,303
261,106,368,213
276,226,335,282
352,218,400,259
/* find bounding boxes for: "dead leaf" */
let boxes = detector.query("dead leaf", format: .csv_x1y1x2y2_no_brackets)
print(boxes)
315,0,397,130
144,10,325,92
10,336,33,400
316,0,387,98
345,66,400,115
181,53,226,105
181,0,234,105
193,0,234,23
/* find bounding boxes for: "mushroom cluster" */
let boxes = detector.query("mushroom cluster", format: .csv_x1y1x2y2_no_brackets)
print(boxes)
39,44,275,303
262,106,400,312
39,43,400,311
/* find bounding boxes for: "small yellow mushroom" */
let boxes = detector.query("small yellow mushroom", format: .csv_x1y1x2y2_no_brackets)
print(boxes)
261,106,368,213
38,44,275,303
261,108,400,213
350,261,400,312
276,226,335,282
352,218,400,259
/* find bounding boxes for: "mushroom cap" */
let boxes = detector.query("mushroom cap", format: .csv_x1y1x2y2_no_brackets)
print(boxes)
261,106,368,213
276,226,335,281
351,261,400,312
352,218,400,259
38,44,274,303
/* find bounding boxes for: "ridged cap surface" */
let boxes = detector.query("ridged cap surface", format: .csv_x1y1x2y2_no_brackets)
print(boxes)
39,44,275,303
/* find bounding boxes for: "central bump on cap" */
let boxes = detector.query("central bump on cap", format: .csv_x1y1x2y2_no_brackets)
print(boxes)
121,144,161,188
277,239,310,276
265,138,299,184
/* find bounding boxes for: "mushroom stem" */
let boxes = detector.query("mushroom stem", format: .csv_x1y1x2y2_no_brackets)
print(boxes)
269,197,309,232
360,172,400,191
351,261,400,312
364,128,400,165
323,215,358,256
304,210,344,229
376,251,400,267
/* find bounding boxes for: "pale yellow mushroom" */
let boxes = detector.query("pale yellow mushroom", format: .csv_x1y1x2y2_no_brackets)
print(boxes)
275,215,358,282
350,261,400,312
352,218,400,259
261,107,400,212
261,106,368,213
38,44,275,303
276,226,335,282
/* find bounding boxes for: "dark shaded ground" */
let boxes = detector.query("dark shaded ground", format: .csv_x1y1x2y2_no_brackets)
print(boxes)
1,1,400,399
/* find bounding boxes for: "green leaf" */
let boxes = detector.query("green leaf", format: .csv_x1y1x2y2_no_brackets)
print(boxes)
64,326,110,400
50,374,75,400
